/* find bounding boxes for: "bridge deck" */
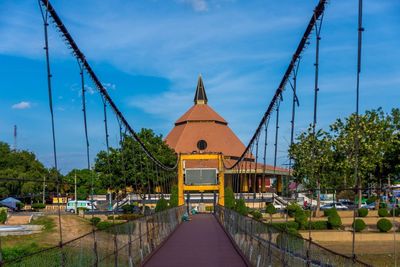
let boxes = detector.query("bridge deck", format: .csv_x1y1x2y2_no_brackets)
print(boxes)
144,213,248,267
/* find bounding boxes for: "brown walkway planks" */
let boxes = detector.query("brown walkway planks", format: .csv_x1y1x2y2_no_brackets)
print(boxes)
144,214,248,267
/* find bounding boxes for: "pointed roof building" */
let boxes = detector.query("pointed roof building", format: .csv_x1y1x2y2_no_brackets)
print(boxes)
165,75,246,157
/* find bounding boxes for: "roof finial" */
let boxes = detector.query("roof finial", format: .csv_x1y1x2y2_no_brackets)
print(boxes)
194,74,208,105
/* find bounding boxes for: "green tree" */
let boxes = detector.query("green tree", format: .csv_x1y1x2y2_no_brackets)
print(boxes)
289,127,334,213
94,129,177,200
331,109,393,207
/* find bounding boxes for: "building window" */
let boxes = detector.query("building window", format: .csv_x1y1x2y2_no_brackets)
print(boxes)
197,140,207,150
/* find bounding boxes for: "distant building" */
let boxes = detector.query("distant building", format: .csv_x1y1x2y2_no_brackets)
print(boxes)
165,76,290,194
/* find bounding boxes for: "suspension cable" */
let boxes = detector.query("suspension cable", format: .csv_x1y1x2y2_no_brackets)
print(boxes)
225,0,327,169
273,101,281,187
352,0,364,260
78,59,90,170
38,1,64,258
38,0,177,171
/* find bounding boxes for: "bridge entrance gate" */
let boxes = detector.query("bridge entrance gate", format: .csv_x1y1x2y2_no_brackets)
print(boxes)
178,153,225,213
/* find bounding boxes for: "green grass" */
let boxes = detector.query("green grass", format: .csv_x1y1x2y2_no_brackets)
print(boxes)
30,216,56,231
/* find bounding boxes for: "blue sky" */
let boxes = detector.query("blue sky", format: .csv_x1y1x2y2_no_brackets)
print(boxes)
0,0,399,173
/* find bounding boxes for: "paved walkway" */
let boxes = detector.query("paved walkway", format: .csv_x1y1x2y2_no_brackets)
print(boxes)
144,214,248,267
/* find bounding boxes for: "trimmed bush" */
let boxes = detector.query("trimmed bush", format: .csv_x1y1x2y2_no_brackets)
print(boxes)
224,187,235,209
31,203,46,211
276,228,304,253
265,203,277,215
357,207,368,217
155,197,169,212
0,210,7,224
205,206,214,212
169,185,178,208
97,221,114,230
353,219,366,232
286,203,302,218
390,208,400,217
324,208,338,217
235,199,248,216
328,214,342,229
89,217,101,226
379,202,388,209
251,210,262,221
309,221,328,230
271,222,299,231
107,215,115,220
294,210,308,230
378,208,389,217
377,218,392,232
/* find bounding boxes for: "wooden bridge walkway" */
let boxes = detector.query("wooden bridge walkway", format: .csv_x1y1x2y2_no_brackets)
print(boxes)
143,213,248,267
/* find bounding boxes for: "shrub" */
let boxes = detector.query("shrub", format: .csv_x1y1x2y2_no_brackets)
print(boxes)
224,187,235,209
353,219,366,232
271,222,299,231
294,210,308,230
107,215,115,220
205,206,214,212
122,204,133,214
97,221,114,231
89,217,101,226
357,208,368,217
155,197,169,212
309,221,328,230
390,208,400,217
16,202,25,211
0,209,7,224
328,214,342,229
235,199,248,216
379,202,388,209
276,228,304,253
169,185,178,208
251,210,262,221
324,208,338,217
31,203,46,211
286,203,302,218
265,203,277,215
30,216,55,231
378,208,389,217
2,242,40,262
377,218,392,232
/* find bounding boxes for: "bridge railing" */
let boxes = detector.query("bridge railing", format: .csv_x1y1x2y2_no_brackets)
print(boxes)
215,206,371,267
3,206,186,267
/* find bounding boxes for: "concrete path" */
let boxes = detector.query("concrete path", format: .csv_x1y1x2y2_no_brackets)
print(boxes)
144,214,248,267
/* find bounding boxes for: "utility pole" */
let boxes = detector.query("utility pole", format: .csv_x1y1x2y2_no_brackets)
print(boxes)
75,170,78,213
42,176,46,204
13,125,17,151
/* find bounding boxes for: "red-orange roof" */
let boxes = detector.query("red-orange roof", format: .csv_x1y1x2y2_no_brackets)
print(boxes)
175,104,227,125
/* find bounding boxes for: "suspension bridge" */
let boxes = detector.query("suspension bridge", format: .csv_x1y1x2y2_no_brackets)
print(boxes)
1,0,394,266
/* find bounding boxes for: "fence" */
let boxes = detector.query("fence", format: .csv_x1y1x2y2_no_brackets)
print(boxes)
215,206,371,267
3,206,186,267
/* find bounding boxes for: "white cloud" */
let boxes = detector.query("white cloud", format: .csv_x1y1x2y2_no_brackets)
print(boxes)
178,0,208,12
11,101,31,110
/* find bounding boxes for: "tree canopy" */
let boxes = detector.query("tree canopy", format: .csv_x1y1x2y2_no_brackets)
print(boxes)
289,108,400,203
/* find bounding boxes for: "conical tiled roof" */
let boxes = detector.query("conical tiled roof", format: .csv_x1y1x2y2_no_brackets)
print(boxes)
165,76,246,157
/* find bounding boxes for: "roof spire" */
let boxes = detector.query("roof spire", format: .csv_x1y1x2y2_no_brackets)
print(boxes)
194,74,208,105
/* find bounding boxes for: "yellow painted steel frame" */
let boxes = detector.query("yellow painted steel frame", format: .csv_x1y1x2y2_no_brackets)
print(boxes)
178,153,225,206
